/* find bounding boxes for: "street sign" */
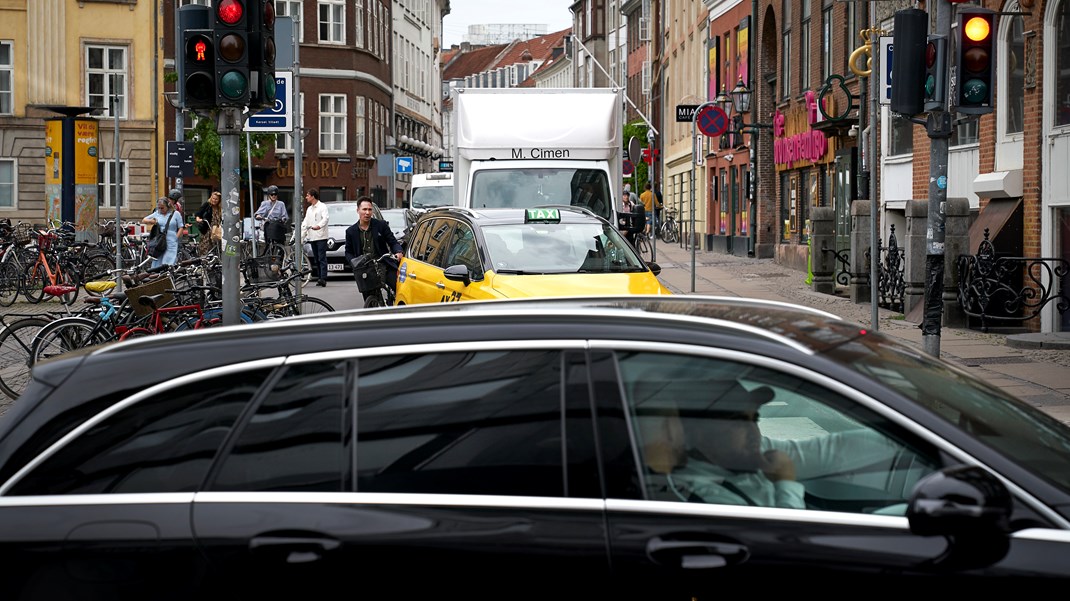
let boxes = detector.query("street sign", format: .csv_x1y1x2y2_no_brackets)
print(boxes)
695,105,729,137
676,104,699,122
166,141,194,178
622,159,635,177
244,71,293,132
880,37,893,105
438,160,454,172
396,156,413,174
628,136,641,164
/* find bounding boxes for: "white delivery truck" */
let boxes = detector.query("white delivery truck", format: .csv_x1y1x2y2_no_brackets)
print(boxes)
450,87,624,224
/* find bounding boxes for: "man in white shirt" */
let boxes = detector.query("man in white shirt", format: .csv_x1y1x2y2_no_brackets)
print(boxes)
302,188,330,286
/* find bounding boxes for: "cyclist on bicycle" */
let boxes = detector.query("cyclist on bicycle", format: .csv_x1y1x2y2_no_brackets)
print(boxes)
254,185,290,244
344,197,404,304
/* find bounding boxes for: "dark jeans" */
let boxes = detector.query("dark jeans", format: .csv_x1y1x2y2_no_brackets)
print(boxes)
310,239,328,281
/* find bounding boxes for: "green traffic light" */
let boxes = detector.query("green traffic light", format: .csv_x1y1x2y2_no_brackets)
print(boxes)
924,75,935,98
263,75,276,101
962,79,988,104
219,70,248,99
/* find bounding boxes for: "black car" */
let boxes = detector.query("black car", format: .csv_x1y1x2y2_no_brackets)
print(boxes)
2,296,1070,599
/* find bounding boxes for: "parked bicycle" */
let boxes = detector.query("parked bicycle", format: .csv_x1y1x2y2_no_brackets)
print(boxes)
658,208,679,244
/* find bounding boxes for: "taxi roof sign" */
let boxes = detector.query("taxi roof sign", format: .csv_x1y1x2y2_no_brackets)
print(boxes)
525,208,561,222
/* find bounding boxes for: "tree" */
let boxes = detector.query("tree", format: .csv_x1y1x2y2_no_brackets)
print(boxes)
187,115,275,181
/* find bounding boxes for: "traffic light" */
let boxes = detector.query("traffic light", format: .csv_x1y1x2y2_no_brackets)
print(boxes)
956,9,995,115
923,35,948,112
182,29,216,109
213,0,250,106
248,1,277,110
890,8,928,117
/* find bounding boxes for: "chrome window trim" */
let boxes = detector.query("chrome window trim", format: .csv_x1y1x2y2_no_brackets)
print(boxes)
591,340,1070,530
0,357,286,496
284,339,589,364
194,491,605,512
0,493,195,507
606,498,911,529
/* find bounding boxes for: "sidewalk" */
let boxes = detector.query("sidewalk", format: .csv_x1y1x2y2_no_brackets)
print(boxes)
648,239,1070,424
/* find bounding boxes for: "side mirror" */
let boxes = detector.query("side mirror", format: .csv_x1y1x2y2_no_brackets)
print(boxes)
646,261,661,276
907,465,1012,570
443,264,471,286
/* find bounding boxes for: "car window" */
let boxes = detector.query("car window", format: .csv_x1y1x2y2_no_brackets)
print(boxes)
7,369,271,495
483,223,646,274
443,223,483,277
409,218,432,262
424,218,456,268
616,351,944,514
210,360,349,492
353,350,599,497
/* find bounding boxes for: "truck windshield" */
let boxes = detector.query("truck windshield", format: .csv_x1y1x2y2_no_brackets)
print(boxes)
411,186,454,209
470,168,613,221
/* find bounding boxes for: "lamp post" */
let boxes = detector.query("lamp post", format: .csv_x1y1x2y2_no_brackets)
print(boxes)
721,78,774,258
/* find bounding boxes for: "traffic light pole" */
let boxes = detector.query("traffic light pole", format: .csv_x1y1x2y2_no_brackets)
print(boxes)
921,0,954,357
218,107,244,326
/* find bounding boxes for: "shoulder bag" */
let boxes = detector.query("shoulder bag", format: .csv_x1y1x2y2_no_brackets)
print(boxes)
147,210,175,259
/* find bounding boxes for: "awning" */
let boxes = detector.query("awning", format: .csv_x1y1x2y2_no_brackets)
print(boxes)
968,197,1022,254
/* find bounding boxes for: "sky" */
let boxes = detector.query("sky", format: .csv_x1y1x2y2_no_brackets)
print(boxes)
441,0,575,48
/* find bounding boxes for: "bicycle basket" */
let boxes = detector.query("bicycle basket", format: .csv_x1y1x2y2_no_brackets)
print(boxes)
351,256,381,293
245,255,285,283
126,276,176,317
34,231,57,252
13,223,32,246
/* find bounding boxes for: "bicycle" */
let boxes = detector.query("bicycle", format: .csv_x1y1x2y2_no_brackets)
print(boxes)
633,230,653,261
353,252,398,308
0,314,53,400
22,228,81,304
658,208,679,244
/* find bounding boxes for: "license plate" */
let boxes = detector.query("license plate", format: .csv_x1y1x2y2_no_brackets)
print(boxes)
327,263,344,271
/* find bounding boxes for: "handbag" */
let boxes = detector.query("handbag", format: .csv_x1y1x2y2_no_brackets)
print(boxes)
210,224,223,241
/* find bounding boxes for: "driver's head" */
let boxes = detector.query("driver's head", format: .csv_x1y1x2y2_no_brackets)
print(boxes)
683,382,774,473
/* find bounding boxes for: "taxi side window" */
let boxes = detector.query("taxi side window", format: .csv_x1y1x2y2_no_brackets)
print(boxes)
445,224,482,277
409,220,433,262
425,219,456,268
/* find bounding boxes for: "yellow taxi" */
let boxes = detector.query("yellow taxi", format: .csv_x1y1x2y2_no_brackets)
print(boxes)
395,206,671,305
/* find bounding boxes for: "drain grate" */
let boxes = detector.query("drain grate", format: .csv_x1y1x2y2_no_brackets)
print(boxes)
961,356,1034,366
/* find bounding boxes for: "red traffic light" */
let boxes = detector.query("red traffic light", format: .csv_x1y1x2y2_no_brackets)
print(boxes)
186,33,213,63
217,0,244,25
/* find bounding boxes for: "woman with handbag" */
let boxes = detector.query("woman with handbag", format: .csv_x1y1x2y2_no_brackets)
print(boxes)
194,191,223,257
142,197,185,268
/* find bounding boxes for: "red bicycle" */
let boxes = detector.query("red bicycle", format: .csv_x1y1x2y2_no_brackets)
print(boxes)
117,291,219,340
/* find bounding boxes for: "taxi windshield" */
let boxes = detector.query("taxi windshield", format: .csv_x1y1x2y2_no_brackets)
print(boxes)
482,222,647,274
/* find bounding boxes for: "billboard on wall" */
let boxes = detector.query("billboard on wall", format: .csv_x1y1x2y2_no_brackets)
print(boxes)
738,17,750,90
707,34,719,102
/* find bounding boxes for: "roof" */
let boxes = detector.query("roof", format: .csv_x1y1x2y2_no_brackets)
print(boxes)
442,28,571,85
443,44,510,81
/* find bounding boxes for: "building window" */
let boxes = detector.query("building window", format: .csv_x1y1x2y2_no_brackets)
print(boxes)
86,45,127,118
318,0,345,44
319,94,346,153
277,1,304,43
952,120,979,146
354,0,364,48
1002,13,1025,135
801,1,812,92
355,96,366,156
781,0,792,99
0,159,14,208
97,159,127,208
822,3,833,82
0,41,12,115
1057,0,1070,127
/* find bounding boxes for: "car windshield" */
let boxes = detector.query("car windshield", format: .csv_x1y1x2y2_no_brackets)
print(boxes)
327,203,358,226
381,210,408,233
481,222,647,274
470,168,613,221
411,186,454,209
827,336,1070,493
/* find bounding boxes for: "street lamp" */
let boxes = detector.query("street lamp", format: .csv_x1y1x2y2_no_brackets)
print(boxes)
722,78,774,257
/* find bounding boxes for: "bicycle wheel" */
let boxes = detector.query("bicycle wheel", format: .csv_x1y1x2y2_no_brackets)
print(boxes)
0,261,21,307
635,235,652,261
118,327,154,341
299,295,335,315
22,260,46,303
29,316,108,365
81,254,116,289
0,317,50,400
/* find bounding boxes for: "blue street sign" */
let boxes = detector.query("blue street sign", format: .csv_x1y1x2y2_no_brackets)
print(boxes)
244,71,292,132
396,156,413,174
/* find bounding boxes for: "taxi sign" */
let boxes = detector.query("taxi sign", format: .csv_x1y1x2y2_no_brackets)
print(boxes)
525,208,561,223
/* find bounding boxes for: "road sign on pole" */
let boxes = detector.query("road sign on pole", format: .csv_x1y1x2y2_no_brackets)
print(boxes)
695,105,729,137
396,156,413,174
622,159,635,177
244,71,292,132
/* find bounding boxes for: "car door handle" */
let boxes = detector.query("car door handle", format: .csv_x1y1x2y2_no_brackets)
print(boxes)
646,537,749,569
436,281,446,289
249,536,342,564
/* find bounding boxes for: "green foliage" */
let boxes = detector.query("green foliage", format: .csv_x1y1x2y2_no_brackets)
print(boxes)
188,115,275,181
622,120,651,191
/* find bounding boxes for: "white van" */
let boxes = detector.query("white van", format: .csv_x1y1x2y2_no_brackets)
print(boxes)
409,172,454,213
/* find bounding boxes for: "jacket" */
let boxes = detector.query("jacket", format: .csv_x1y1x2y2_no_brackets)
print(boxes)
344,218,402,265
302,201,329,242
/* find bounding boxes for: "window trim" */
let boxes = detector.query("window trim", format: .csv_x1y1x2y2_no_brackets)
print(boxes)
318,0,346,45
84,43,128,119
0,40,13,115
0,157,16,209
97,158,129,209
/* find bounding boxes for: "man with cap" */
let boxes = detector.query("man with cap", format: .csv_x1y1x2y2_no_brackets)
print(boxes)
656,381,900,509
254,185,290,244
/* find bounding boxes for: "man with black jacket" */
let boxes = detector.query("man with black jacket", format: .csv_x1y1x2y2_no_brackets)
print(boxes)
344,197,404,301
